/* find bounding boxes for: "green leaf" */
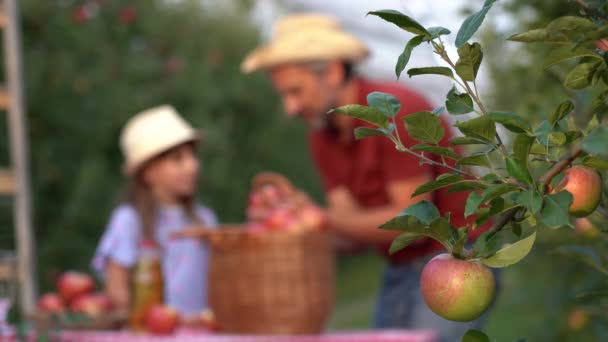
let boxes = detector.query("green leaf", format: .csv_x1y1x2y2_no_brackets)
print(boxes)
547,132,567,146
367,92,401,117
544,46,603,68
354,127,390,140
533,120,552,146
446,86,475,114
381,216,459,252
508,29,568,43
515,190,542,214
481,232,537,268
403,111,445,144
407,67,454,78
368,10,430,36
395,35,425,79
412,174,463,197
332,104,389,129
506,157,533,185
486,112,531,133
473,231,501,258
582,156,608,170
454,116,496,142
448,180,489,193
546,16,596,33
411,144,460,160
530,143,549,155
582,126,608,158
513,134,534,170
402,200,441,225
458,154,490,168
591,90,608,120
455,42,483,82
565,131,583,144
427,26,451,39
465,192,484,218
389,232,423,254
549,100,574,126
455,0,498,47
540,191,573,228
564,61,603,90
465,184,520,217
461,329,491,342
449,136,488,145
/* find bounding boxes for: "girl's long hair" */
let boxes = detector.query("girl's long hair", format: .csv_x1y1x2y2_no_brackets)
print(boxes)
120,143,202,240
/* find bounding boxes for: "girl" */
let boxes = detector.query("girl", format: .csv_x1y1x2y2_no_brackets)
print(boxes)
92,105,217,319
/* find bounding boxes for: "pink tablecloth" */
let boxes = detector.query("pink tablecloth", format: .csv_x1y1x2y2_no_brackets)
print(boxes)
57,330,437,342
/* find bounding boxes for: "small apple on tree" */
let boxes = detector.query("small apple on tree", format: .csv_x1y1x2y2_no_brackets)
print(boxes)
332,0,608,337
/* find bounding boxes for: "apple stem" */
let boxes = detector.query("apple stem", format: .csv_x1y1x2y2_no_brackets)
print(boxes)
538,144,583,190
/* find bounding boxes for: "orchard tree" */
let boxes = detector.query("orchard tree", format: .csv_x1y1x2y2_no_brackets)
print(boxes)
333,0,608,340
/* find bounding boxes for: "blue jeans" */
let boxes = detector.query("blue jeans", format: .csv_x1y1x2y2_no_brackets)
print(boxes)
374,254,500,342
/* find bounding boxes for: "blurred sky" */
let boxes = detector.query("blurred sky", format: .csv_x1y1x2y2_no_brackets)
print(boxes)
250,0,518,109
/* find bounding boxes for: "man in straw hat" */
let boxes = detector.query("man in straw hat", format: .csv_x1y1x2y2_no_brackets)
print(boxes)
242,14,493,339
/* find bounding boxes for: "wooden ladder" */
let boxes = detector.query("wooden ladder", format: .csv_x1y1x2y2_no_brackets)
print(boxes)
0,0,36,315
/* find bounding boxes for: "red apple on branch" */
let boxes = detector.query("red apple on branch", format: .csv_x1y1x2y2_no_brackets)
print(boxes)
57,271,95,304
552,166,602,217
420,253,496,322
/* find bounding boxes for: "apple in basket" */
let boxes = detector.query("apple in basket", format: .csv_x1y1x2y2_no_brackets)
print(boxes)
70,293,113,317
57,271,95,303
146,304,180,335
263,208,294,230
37,293,65,314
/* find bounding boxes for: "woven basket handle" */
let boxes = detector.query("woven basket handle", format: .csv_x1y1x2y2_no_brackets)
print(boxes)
251,171,296,195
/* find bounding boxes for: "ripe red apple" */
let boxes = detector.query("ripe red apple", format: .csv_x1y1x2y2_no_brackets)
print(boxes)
70,293,112,317
37,293,65,314
145,305,180,335
57,271,95,304
263,208,293,230
552,166,602,217
297,205,327,230
421,253,495,322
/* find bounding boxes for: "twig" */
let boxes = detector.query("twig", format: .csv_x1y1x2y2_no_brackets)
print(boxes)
391,137,477,178
434,40,509,156
538,144,584,188
488,207,521,235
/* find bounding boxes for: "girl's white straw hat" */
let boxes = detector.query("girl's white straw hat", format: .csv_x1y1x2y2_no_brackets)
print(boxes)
120,105,201,175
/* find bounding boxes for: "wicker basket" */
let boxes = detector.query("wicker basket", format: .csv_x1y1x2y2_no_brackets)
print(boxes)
206,227,335,335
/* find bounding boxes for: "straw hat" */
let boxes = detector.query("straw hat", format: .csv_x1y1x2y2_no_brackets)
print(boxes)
241,14,369,73
120,105,201,175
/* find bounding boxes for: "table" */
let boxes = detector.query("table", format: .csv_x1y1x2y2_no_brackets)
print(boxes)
57,330,437,342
